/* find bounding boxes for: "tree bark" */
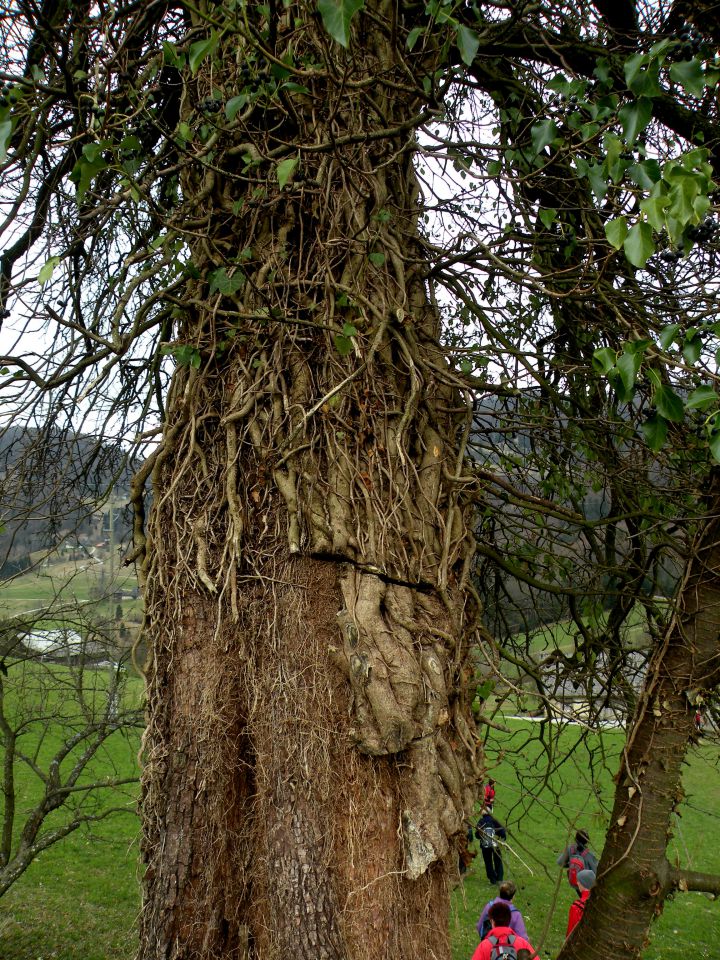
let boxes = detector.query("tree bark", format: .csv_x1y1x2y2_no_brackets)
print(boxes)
137,5,484,958
559,472,720,960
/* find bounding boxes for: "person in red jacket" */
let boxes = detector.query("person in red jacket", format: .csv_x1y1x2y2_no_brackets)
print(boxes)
471,902,536,960
566,869,595,938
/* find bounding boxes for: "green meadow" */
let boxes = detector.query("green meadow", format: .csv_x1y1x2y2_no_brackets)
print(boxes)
0,661,143,960
0,563,718,959
1,556,142,626
1,714,717,959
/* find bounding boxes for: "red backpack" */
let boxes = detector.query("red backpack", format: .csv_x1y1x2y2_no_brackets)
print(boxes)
487,933,517,960
567,844,587,888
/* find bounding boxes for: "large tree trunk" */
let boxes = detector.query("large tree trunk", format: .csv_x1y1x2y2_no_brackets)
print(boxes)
136,5,484,958
559,474,720,960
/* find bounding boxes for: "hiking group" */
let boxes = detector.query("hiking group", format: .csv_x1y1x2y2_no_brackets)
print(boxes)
468,788,598,960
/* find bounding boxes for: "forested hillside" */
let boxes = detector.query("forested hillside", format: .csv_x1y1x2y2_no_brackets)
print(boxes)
0,426,133,572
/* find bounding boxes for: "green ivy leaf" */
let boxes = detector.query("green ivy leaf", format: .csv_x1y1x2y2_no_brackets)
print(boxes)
164,344,202,368
605,216,628,250
70,144,109,202
640,192,670,232
623,221,655,267
407,26,423,51
189,33,218,75
686,385,717,410
282,82,311,95
619,98,653,146
659,323,680,350
608,370,632,404
629,159,661,190
368,252,385,266
705,414,720,461
456,25,480,66
592,346,616,374
538,208,557,229
624,53,661,97
603,132,623,172
334,334,354,356
646,368,662,390
667,173,701,225
270,59,293,82
83,141,106,163
0,119,12,163
38,256,60,287
317,0,364,47
669,58,707,98
226,95,248,121
276,157,298,189
654,384,684,422
682,335,702,365
594,57,611,83
208,268,245,295
547,74,577,97
587,163,608,202
162,42,185,68
616,350,641,395
530,119,559,156
641,413,668,451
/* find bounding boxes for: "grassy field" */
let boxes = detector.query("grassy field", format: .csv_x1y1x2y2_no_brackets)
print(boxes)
0,814,141,960
1,715,717,958
0,565,718,958
0,662,143,960
1,556,142,625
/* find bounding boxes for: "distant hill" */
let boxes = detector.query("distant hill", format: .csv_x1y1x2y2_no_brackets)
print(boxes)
0,425,135,572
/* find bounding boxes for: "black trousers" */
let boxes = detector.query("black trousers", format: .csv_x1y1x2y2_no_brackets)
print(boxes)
481,846,504,883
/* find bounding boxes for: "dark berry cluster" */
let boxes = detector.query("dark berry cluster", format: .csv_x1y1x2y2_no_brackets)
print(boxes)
547,92,583,120
678,25,702,61
686,216,719,243
0,82,15,108
658,217,719,263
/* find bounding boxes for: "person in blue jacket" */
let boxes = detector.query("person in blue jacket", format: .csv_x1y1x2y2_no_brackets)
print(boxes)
475,807,506,884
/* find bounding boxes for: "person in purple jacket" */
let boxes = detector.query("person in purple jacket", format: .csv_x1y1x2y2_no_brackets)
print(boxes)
475,881,529,941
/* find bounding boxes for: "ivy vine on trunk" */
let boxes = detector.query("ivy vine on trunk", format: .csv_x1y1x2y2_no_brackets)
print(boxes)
136,8,485,957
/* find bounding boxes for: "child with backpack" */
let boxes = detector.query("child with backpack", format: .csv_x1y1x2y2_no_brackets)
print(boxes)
470,901,536,960
566,869,595,937
556,828,598,891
